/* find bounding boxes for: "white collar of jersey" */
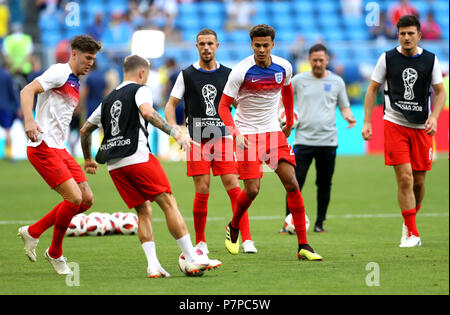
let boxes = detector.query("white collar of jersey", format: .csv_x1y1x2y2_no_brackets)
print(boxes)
396,46,423,55
116,81,137,90
193,61,220,71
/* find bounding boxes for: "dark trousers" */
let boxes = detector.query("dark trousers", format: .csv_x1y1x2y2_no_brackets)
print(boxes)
286,145,337,226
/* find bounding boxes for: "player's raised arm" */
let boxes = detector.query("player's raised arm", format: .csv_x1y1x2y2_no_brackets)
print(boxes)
139,102,190,151
362,80,382,141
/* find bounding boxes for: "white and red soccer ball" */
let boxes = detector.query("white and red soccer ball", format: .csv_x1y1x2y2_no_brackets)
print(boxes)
278,107,300,129
66,214,87,237
85,212,106,236
284,213,310,234
116,212,138,235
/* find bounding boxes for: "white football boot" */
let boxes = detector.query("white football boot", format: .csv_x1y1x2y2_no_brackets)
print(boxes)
242,240,258,253
191,249,221,273
400,223,408,245
147,265,171,278
44,249,73,275
18,226,39,262
195,241,209,255
399,235,422,248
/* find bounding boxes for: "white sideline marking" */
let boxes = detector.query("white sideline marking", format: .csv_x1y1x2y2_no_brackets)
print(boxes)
1,212,448,225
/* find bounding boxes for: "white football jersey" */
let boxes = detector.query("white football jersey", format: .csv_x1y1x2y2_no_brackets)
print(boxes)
223,55,292,134
29,63,80,149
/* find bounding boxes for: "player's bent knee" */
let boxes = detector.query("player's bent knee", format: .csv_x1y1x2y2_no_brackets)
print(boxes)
245,187,260,200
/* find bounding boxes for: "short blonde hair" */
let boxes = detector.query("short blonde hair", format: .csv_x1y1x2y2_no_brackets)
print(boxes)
123,55,150,74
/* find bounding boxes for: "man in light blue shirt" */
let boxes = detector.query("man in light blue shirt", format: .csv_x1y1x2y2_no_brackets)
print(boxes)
281,44,356,233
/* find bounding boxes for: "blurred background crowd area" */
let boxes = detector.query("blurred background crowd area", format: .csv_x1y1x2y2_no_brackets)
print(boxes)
0,0,448,160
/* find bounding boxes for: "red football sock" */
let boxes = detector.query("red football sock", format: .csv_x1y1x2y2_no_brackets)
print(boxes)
231,190,254,230
28,202,64,238
228,187,252,241
416,204,422,214
48,200,80,259
402,209,419,237
77,203,91,214
193,193,209,244
287,190,308,245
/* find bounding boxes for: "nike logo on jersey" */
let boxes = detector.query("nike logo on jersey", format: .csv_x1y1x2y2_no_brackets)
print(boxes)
252,79,260,83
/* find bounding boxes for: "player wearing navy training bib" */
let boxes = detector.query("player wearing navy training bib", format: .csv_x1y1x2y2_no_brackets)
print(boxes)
218,24,322,260
165,29,256,255
362,15,446,248
18,35,102,275
80,55,221,278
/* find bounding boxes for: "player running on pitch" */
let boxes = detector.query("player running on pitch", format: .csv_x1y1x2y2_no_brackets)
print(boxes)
18,35,101,275
165,28,257,254
80,55,221,278
218,24,322,260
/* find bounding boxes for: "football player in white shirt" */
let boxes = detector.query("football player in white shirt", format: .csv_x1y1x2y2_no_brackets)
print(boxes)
218,24,322,261
164,28,257,255
18,35,102,275
362,15,446,248
80,55,222,278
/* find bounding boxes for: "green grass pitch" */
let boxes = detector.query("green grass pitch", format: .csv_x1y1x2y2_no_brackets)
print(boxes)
0,155,448,295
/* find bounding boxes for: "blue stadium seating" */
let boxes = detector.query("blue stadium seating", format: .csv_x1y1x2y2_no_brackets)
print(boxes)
227,30,250,43
36,0,448,72
178,3,199,17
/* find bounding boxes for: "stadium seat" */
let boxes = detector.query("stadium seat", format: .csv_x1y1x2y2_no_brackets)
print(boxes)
38,16,59,31
294,15,316,30
411,1,430,18
253,1,268,16
180,14,201,30
431,0,449,14
271,13,294,30
318,14,341,28
316,0,338,14
324,29,345,41
252,13,270,26
267,1,291,15
347,28,370,41
41,30,63,47
342,16,364,29
178,3,199,17
182,29,201,43
227,30,250,43
105,0,128,15
199,13,223,30
198,1,224,17
293,0,314,14
276,30,297,43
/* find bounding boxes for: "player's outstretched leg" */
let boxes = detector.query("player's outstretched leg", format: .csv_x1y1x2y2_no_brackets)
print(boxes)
276,162,322,261
155,192,222,274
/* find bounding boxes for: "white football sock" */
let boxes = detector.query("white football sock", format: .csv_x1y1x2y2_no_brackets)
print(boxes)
176,234,196,262
142,241,161,268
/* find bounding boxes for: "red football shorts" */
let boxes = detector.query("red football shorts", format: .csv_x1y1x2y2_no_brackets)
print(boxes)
236,131,296,180
27,141,87,189
384,120,433,171
186,137,238,176
109,154,172,209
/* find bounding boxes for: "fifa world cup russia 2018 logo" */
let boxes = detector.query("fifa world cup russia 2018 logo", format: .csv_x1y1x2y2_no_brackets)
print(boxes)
110,100,122,136
402,68,418,100
202,84,217,117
